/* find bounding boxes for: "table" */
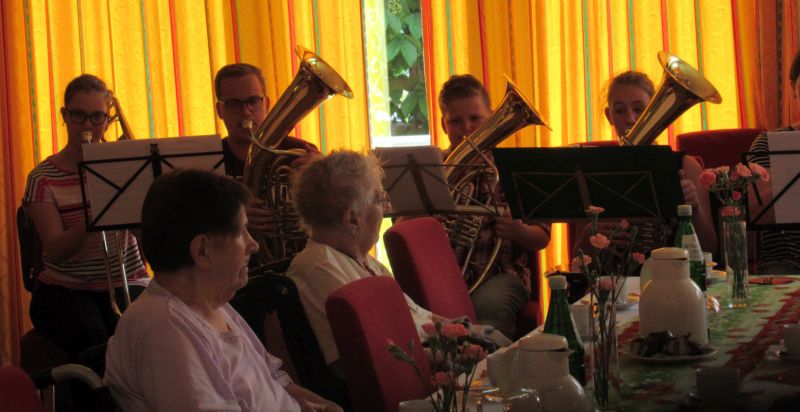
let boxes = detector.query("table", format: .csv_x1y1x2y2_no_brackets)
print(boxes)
615,276,800,411
470,276,800,411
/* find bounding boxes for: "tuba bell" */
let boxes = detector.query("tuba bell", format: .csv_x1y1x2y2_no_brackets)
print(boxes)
443,77,549,293
245,46,353,267
621,51,721,146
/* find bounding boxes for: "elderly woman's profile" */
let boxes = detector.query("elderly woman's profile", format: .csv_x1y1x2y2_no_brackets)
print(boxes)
105,169,342,412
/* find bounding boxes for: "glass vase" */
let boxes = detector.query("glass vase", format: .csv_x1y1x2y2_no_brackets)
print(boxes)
723,220,749,308
590,298,620,411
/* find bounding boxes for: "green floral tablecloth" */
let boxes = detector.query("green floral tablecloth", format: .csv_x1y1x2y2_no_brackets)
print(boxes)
615,277,800,411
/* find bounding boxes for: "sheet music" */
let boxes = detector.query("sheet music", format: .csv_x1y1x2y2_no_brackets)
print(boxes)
81,135,223,228
767,131,800,224
374,146,457,214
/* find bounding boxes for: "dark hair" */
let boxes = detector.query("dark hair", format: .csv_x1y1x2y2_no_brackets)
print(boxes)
214,63,267,99
64,74,109,106
438,74,491,114
605,70,655,106
141,169,252,272
790,50,800,84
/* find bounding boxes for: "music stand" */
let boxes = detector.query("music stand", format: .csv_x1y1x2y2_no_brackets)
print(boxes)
374,146,498,217
491,145,685,223
746,130,800,230
79,135,224,231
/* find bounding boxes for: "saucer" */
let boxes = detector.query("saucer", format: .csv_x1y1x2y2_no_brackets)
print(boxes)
769,344,800,362
621,346,717,364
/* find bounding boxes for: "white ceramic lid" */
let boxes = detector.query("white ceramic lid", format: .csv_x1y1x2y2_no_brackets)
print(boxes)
519,333,568,351
548,275,567,289
650,247,688,260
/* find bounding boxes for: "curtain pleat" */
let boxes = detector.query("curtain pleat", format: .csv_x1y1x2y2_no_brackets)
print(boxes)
0,0,797,364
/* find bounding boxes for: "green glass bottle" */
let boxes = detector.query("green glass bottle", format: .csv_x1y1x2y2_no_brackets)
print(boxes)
674,204,707,293
543,275,587,385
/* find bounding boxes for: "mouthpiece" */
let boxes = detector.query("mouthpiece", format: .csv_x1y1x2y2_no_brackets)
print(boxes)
81,131,93,143
241,120,253,131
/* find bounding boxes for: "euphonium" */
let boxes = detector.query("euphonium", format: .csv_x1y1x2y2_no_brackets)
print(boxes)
245,46,353,267
443,78,549,293
621,51,721,146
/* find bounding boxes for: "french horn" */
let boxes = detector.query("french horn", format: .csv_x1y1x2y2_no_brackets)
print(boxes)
443,78,549,293
244,46,353,268
621,51,721,146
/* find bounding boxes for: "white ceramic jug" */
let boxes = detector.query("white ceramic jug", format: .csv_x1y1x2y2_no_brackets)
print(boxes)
639,247,708,344
493,333,587,412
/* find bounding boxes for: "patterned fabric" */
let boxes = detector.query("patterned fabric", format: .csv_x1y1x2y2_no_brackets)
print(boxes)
747,128,800,273
616,280,800,411
23,159,148,290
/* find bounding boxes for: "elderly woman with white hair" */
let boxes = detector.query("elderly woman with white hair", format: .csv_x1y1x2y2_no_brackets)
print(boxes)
287,151,456,376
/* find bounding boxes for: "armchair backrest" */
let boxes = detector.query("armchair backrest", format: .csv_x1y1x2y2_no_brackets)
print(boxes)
676,128,763,169
17,206,42,292
384,217,477,322
326,276,432,412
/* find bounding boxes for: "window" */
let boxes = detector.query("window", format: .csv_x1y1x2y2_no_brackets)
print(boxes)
363,0,430,149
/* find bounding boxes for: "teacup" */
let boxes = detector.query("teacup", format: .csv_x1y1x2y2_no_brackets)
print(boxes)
696,366,740,405
399,399,435,412
783,324,800,356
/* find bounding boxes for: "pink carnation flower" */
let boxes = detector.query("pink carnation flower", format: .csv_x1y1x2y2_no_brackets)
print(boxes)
570,255,592,272
421,322,437,336
721,205,741,217
619,219,630,229
698,169,717,186
632,252,646,264
433,371,452,387
440,323,469,339
463,344,486,360
715,165,730,175
589,233,611,249
585,205,605,214
748,162,770,181
732,191,742,201
735,163,752,178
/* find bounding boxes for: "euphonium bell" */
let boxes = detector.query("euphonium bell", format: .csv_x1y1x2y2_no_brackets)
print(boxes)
622,51,721,146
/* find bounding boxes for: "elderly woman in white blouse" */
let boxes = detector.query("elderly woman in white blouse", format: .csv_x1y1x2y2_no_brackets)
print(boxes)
105,169,342,412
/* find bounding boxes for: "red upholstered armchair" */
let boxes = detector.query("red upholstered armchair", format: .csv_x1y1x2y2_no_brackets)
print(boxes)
383,217,477,322
676,128,764,169
326,276,432,412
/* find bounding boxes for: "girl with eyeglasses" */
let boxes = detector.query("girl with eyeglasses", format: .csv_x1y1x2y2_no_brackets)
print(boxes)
22,74,149,358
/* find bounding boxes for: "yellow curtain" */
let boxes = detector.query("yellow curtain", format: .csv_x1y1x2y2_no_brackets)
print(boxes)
1,0,796,365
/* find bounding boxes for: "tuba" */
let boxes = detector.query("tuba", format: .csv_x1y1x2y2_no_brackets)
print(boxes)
443,78,549,292
621,51,721,146
245,46,353,267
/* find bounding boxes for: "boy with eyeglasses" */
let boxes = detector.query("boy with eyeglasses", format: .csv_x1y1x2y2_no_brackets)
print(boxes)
214,63,320,234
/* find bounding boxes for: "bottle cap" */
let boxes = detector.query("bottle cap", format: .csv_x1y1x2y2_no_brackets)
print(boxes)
677,204,692,216
548,275,567,290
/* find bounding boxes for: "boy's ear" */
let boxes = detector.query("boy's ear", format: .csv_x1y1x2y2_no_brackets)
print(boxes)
440,115,448,135
604,106,612,125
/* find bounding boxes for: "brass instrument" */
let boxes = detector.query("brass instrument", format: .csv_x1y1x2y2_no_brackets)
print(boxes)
84,91,137,316
622,51,721,146
443,77,549,293
245,46,353,267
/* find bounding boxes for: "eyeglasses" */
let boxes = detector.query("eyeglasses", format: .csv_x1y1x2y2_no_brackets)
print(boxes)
376,189,391,211
219,96,265,113
65,109,110,126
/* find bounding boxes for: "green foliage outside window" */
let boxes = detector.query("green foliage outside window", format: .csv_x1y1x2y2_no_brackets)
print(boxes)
385,0,429,136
